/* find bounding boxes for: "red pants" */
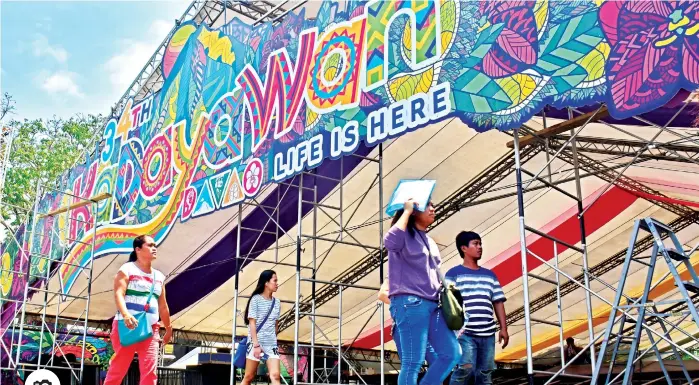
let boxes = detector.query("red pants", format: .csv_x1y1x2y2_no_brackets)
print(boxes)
104,319,160,385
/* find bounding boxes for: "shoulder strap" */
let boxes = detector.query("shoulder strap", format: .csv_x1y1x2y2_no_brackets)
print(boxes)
143,272,156,311
417,233,447,288
256,297,276,332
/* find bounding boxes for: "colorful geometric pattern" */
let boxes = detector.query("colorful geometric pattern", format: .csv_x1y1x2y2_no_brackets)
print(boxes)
366,0,440,89
1,0,697,310
2,326,113,370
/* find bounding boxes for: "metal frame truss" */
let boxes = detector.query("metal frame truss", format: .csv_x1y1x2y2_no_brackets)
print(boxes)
508,126,699,325
276,144,543,333
1,1,300,380
273,114,699,342
0,183,109,384
157,99,698,383
548,135,699,164
268,107,698,384
201,148,389,385
508,101,699,384
82,0,294,168
220,0,292,23
4,1,698,383
273,101,697,382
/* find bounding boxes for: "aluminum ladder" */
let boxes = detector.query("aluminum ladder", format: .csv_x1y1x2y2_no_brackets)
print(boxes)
592,217,699,384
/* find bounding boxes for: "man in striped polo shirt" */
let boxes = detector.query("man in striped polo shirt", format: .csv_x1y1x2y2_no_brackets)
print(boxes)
446,231,508,385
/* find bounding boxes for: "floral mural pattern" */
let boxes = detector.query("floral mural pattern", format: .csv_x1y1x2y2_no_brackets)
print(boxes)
1,1,697,344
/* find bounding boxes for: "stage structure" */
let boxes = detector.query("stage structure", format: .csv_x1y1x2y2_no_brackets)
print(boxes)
1,1,303,383
16,187,105,384
0,202,31,381
510,99,699,384
2,1,699,385
228,146,386,385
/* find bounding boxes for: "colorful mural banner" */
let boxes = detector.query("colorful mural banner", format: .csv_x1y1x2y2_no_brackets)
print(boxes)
1,326,113,370
2,0,698,302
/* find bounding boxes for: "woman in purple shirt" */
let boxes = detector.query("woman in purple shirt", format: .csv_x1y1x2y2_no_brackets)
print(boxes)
386,199,460,385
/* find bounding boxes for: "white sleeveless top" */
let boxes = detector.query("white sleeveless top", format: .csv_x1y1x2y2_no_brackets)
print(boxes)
115,262,165,326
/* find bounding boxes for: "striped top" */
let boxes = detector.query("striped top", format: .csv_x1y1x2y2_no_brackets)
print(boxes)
445,265,506,337
115,262,165,326
247,294,281,347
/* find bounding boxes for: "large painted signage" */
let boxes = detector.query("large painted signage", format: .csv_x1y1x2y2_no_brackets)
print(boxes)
1,0,698,300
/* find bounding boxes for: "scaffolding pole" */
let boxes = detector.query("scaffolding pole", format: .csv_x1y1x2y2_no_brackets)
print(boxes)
512,107,606,384
223,147,385,385
509,100,699,382
2,183,109,384
292,146,385,385
0,203,32,383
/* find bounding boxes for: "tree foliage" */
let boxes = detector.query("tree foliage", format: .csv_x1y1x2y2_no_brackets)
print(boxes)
1,93,103,224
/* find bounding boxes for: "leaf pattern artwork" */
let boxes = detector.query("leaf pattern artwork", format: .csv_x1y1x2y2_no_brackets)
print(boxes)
599,0,699,118
3,0,697,318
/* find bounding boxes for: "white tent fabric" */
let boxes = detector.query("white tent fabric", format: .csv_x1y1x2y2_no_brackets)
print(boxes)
39,117,699,363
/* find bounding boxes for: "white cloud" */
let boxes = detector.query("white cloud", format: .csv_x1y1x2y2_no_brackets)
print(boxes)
149,19,174,39
40,71,84,98
32,34,68,63
104,41,156,93
104,19,175,95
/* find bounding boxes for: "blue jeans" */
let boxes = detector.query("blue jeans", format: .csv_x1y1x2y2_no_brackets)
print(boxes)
390,295,461,385
393,324,438,366
449,334,496,385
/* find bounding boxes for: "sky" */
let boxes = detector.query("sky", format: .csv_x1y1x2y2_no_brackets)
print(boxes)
1,0,192,122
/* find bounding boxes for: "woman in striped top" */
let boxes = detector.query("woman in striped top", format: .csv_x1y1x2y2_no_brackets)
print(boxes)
241,270,282,385
104,235,172,385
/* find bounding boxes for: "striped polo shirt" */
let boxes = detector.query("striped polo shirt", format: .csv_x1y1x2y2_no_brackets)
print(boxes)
115,262,165,326
445,265,506,337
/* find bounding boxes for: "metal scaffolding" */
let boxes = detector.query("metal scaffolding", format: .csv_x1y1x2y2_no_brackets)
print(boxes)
265,111,699,383
2,2,302,383
511,109,601,384
276,141,543,335
0,206,32,383
0,182,108,384
226,146,387,385
4,1,699,384
509,102,699,384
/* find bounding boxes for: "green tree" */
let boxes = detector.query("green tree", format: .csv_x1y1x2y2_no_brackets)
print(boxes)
1,93,103,226
1,92,14,120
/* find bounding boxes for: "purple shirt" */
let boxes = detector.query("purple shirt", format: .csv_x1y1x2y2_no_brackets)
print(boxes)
385,226,442,301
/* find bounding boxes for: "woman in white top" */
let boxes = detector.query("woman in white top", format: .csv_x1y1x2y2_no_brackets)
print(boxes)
104,235,172,385
242,269,282,385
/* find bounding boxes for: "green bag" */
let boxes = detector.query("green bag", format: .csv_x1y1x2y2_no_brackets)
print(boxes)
419,233,465,331
437,273,465,330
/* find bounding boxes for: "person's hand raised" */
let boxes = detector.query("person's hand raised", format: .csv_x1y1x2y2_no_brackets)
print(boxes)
403,198,416,215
